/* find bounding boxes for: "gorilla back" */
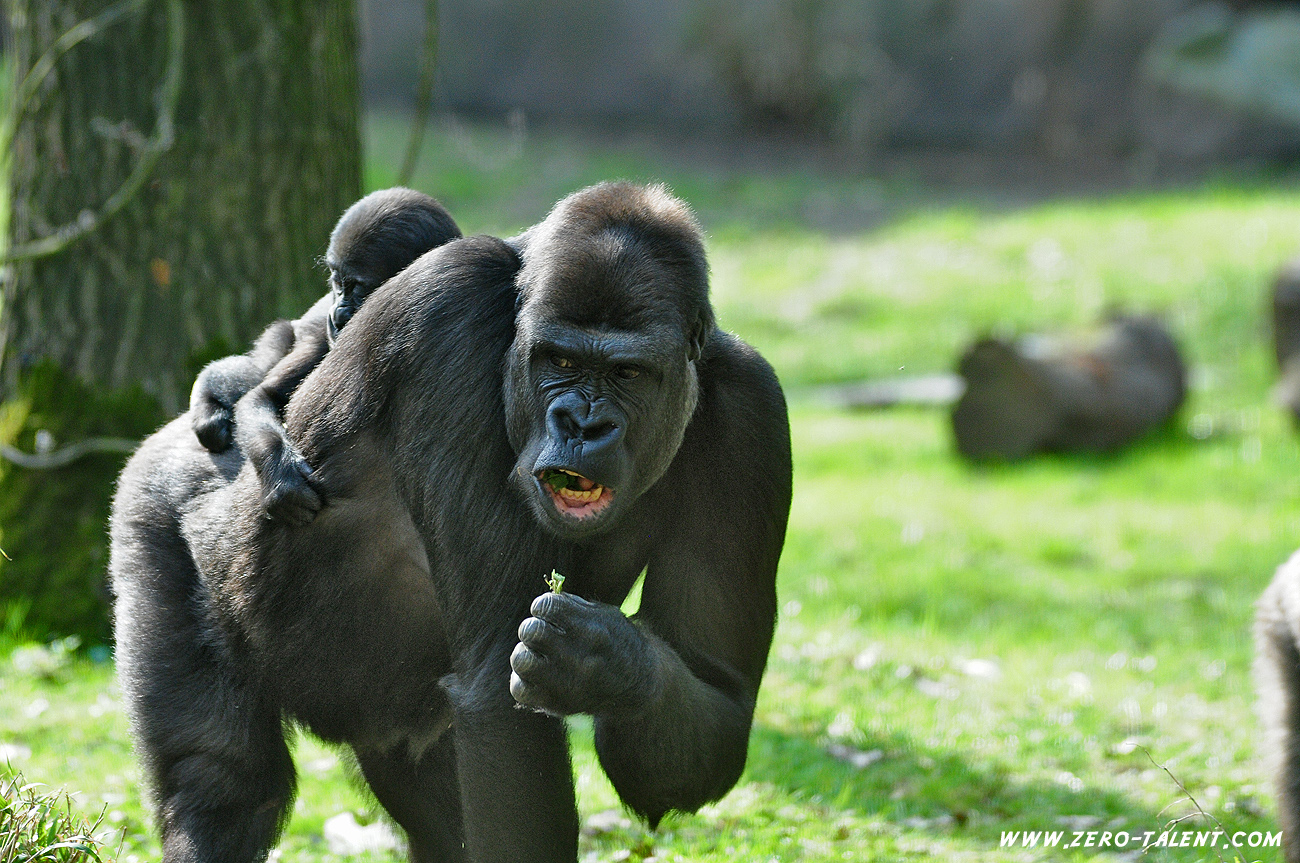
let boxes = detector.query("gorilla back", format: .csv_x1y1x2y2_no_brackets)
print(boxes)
111,184,791,863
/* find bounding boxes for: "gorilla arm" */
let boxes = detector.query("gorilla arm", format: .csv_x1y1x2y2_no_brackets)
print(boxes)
189,296,332,452
189,317,297,452
232,314,334,524
511,338,792,827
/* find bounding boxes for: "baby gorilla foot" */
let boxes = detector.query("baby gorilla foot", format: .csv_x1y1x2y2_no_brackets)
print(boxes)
193,401,235,453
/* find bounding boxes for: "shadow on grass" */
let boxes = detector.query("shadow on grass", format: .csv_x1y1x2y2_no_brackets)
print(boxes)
744,725,1278,851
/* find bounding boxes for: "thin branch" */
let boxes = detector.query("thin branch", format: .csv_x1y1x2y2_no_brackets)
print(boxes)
397,0,439,186
0,0,146,159
0,437,137,469
1,0,185,264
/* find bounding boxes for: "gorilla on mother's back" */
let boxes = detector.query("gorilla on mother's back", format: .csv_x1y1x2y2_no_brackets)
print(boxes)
110,182,792,863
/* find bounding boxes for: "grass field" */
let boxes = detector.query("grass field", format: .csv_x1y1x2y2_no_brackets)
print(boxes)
3,115,1300,861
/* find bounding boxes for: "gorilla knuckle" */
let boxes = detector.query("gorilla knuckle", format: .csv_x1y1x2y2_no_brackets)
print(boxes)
510,641,544,675
532,591,575,623
508,672,533,705
517,616,552,645
583,621,613,653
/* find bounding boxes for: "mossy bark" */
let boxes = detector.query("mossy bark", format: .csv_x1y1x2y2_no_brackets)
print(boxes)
2,0,362,640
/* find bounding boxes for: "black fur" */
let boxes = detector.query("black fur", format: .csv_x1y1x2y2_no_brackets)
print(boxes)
188,188,461,522
111,183,792,862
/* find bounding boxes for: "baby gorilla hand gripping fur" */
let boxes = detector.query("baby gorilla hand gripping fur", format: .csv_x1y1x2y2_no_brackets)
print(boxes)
188,187,461,522
111,182,791,863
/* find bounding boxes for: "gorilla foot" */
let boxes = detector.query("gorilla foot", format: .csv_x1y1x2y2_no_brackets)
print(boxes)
193,403,234,453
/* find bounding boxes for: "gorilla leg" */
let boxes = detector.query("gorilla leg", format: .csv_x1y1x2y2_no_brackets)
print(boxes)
1257,570,1300,862
155,724,295,863
114,518,294,863
356,735,465,863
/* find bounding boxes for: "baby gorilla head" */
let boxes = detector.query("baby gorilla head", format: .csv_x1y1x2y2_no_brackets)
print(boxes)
324,187,462,342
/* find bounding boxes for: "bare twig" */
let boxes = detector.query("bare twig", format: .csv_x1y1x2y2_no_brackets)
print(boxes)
397,0,439,186
0,437,137,469
1136,743,1233,862
1,0,185,263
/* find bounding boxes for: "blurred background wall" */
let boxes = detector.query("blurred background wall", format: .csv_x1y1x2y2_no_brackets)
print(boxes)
359,0,1300,161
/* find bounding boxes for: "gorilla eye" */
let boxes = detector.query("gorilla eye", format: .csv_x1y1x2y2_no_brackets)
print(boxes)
550,355,575,370
615,366,640,380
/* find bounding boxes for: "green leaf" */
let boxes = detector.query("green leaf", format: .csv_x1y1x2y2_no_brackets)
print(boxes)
545,570,566,593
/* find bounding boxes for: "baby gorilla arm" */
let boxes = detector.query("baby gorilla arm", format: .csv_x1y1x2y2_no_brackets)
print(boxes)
190,320,297,452
233,318,332,524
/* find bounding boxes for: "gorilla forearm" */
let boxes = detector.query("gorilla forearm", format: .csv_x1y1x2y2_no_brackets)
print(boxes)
445,658,580,862
232,321,332,524
592,630,753,826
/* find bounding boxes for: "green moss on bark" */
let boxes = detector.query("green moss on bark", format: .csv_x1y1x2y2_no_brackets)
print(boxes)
0,362,165,643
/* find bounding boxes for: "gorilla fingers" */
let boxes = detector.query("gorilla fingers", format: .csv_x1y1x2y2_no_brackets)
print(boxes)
510,592,661,717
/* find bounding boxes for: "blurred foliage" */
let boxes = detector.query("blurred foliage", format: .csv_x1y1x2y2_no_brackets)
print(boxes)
1142,4,1300,127
684,0,1194,153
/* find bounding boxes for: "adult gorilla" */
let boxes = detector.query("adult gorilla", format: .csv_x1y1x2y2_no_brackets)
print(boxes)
110,182,792,863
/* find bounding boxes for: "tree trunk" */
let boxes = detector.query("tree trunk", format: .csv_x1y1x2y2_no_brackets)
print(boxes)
7,0,361,410
2,0,362,640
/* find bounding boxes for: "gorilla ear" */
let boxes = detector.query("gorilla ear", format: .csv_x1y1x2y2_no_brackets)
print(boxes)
687,315,709,363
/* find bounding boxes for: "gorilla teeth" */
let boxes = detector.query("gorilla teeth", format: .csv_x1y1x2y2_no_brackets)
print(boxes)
557,485,603,503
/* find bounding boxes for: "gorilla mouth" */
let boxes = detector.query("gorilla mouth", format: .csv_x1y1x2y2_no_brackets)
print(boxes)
537,468,614,519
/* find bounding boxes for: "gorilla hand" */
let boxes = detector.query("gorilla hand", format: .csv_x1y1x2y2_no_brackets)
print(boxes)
248,427,323,526
510,592,659,717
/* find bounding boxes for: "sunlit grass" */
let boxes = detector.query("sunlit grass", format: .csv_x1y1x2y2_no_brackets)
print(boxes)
3,118,1300,861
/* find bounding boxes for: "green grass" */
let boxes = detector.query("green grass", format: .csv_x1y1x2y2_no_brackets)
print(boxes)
0,770,108,862
4,116,1300,861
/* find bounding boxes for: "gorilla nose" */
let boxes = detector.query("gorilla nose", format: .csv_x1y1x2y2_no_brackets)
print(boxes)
330,305,353,332
547,395,623,452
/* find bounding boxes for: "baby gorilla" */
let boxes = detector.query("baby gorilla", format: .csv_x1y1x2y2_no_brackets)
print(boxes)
189,187,461,522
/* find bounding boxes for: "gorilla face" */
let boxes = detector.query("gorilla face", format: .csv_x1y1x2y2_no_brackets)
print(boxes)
324,188,462,345
324,266,378,344
506,312,699,538
503,194,712,538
